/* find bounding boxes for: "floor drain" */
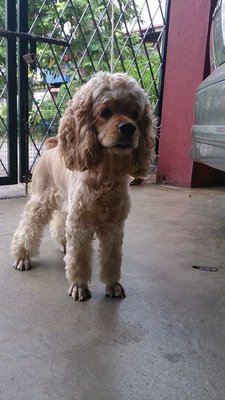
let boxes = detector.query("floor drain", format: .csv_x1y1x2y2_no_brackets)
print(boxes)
192,265,218,272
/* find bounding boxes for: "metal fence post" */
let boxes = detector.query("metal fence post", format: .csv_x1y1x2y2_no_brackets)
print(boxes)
18,0,29,184
155,0,171,144
5,0,17,184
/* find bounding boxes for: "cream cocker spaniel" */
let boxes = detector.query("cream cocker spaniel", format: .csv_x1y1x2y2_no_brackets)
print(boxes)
11,72,155,301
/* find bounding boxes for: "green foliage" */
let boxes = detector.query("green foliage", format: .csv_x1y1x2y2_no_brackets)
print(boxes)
27,0,141,80
0,102,7,135
115,48,161,106
0,0,161,138
27,0,159,84
29,81,77,137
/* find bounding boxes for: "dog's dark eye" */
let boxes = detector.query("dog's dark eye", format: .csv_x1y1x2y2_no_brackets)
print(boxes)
100,109,113,118
131,111,139,120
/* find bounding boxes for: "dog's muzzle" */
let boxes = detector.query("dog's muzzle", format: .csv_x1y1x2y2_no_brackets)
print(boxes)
116,123,136,149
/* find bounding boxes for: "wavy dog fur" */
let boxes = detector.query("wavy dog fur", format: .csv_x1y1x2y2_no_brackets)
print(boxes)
11,72,155,301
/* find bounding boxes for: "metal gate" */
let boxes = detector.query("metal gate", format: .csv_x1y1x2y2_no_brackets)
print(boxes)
0,0,170,186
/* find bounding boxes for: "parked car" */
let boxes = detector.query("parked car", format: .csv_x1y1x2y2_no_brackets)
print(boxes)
191,0,225,171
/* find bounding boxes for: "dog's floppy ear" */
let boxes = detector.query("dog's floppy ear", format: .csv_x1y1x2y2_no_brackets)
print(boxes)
58,87,101,171
130,99,155,177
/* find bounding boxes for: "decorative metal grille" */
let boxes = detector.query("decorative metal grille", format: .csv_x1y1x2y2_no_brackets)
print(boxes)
0,5,8,177
0,0,168,183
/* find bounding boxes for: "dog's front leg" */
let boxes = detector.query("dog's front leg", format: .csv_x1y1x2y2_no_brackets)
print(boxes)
65,214,94,301
98,225,126,299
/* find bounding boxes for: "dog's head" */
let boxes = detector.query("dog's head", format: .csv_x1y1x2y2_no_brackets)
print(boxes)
58,72,155,176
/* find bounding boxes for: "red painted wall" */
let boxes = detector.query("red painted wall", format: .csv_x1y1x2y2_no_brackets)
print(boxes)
157,0,218,187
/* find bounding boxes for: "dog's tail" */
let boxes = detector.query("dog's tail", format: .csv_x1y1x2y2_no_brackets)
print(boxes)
45,137,58,150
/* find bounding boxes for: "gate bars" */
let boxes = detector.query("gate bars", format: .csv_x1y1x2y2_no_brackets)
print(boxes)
0,0,17,184
0,0,169,186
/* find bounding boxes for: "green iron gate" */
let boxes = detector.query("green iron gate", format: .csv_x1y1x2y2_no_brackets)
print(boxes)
0,0,170,186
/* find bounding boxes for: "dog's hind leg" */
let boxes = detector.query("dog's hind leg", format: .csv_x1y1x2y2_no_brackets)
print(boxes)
50,210,67,253
11,198,54,270
11,150,58,270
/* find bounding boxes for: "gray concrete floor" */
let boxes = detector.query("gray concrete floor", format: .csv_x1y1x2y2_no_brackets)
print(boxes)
1,184,225,400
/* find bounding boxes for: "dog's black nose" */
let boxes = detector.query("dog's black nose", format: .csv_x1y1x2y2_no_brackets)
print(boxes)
118,123,136,137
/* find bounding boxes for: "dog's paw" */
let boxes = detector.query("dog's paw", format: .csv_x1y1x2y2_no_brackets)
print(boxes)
13,257,31,271
105,282,126,299
68,283,92,301
60,245,66,254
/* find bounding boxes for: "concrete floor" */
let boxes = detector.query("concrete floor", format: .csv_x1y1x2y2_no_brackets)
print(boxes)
1,184,225,400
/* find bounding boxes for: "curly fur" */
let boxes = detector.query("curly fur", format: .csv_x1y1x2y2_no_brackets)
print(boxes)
11,72,155,301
